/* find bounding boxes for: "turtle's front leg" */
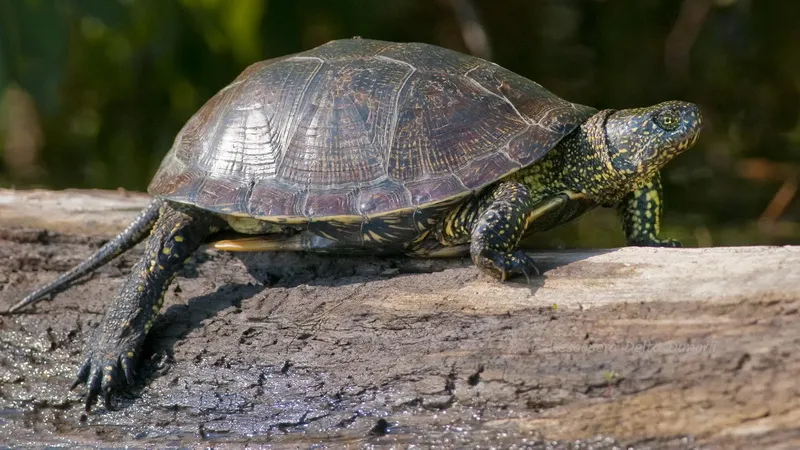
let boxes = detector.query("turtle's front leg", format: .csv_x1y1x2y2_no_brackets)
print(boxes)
617,172,681,247
469,181,539,281
73,202,224,411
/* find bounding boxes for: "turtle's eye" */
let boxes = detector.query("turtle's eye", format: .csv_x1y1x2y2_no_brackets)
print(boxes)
653,109,681,131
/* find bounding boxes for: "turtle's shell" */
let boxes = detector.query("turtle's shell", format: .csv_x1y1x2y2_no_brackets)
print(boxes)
148,38,595,222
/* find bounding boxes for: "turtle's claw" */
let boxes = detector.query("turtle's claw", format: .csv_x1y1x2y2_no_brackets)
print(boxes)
631,236,682,248
84,367,102,412
510,249,540,282
104,389,114,411
121,355,137,386
71,360,91,391
73,348,138,412
474,248,540,282
656,238,682,248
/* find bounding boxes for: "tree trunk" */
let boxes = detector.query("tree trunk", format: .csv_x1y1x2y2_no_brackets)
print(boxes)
1,188,798,448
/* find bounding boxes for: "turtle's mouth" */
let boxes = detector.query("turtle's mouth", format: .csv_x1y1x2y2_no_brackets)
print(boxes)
666,103,703,159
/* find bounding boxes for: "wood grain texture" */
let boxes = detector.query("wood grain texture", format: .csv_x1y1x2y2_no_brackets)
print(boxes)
0,188,798,448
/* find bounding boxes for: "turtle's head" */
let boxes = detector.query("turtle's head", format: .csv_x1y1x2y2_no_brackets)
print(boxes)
603,100,702,179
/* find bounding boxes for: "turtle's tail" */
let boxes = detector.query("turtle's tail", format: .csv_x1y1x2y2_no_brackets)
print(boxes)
5,198,164,314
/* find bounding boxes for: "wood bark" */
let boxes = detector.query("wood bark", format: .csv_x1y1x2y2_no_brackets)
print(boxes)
1,188,798,448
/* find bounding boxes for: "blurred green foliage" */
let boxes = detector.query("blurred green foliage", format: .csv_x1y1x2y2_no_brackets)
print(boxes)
1,0,798,247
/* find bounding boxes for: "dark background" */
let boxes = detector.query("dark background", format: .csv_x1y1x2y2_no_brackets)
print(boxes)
1,0,798,247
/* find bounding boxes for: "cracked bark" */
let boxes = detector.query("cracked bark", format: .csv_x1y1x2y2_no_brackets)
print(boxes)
1,188,799,448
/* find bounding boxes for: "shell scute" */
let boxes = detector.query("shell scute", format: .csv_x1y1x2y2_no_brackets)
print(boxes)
455,153,521,190
405,174,469,207
246,182,307,219
192,178,243,212
303,188,359,217
356,179,411,216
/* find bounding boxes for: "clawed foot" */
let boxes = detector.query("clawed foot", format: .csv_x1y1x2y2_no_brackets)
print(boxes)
473,248,540,282
630,237,682,248
72,345,139,412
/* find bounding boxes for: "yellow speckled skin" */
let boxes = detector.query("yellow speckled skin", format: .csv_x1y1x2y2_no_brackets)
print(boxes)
434,101,701,279
70,203,225,411
617,174,678,247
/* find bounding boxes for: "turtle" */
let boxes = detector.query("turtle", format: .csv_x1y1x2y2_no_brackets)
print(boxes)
7,38,702,411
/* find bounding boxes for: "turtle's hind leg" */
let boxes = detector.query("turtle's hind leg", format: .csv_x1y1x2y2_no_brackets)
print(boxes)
6,198,164,313
73,202,224,411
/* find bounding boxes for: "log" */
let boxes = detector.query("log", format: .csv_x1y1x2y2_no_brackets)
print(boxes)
1,188,798,448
